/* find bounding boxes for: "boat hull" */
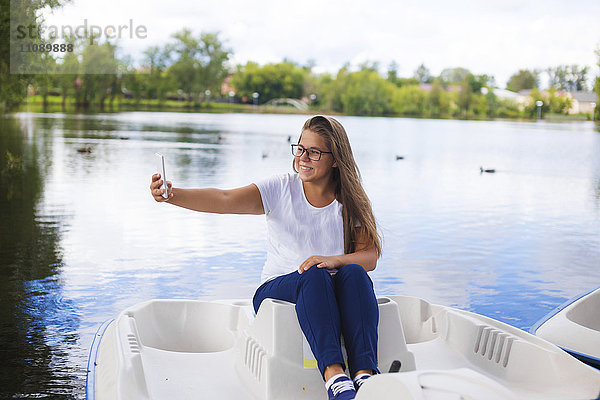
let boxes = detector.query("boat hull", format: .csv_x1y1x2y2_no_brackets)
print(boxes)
88,295,600,399
531,286,600,369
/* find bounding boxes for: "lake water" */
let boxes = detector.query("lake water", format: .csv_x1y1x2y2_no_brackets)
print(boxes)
1,112,599,398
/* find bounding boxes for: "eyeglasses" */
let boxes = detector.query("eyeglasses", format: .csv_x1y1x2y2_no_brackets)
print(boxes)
291,144,332,161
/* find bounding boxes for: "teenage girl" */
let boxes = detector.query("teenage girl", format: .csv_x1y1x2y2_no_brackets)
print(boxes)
150,115,381,400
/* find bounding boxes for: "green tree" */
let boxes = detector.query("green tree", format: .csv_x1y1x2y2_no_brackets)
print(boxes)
302,61,320,106
0,0,63,113
391,84,426,115
525,88,572,117
231,61,307,103
386,61,420,87
166,29,201,102
141,45,170,100
595,47,600,120
546,65,568,90
318,66,350,112
197,32,230,95
386,61,399,85
469,74,493,94
34,51,58,110
506,69,539,92
357,60,379,72
339,68,395,115
495,97,521,118
426,78,451,116
546,88,572,113
484,89,499,117
439,67,471,85
56,35,81,110
165,29,230,103
120,45,172,104
122,57,145,104
80,39,119,109
595,76,599,120
570,65,589,91
414,63,432,84
527,88,547,117
230,61,261,100
547,65,589,91
393,77,419,87
427,78,443,115
457,74,474,116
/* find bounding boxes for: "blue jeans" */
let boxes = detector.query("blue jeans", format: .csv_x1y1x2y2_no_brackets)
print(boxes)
253,264,379,378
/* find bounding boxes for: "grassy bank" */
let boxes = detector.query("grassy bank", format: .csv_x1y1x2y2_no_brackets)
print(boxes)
20,95,597,123
20,95,319,115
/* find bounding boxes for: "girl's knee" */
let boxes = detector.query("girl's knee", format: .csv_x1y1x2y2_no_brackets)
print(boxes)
252,293,264,314
338,264,367,278
299,266,333,290
336,264,373,286
301,265,331,280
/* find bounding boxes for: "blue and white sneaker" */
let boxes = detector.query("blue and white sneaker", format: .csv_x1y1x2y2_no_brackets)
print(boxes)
326,374,356,400
353,373,371,391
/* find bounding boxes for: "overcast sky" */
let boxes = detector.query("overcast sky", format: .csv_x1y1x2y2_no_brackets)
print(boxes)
41,0,600,88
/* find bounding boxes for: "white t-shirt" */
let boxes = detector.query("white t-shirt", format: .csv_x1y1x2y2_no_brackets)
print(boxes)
255,173,344,283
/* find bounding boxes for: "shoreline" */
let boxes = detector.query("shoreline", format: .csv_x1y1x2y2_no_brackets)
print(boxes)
15,100,597,125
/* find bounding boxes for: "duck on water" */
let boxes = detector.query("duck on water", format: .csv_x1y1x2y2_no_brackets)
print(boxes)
480,166,496,173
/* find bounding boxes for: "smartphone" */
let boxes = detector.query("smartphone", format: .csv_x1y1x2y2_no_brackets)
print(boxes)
155,153,168,199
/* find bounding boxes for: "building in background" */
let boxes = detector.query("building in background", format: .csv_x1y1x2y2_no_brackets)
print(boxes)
566,91,597,115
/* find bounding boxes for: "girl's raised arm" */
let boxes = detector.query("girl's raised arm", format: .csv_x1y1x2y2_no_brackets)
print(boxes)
150,173,264,215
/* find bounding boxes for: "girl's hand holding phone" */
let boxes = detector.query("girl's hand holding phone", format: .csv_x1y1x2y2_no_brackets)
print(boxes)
150,173,173,202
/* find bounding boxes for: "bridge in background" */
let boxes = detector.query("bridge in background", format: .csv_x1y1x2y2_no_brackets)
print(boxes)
263,98,309,111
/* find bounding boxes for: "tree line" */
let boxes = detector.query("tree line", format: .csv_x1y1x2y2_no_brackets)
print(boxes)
1,0,598,119
18,28,230,111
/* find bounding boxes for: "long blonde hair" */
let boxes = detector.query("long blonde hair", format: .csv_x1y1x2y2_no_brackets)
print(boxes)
293,115,382,257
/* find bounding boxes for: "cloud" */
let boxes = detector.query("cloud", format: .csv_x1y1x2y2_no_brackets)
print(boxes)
41,0,600,87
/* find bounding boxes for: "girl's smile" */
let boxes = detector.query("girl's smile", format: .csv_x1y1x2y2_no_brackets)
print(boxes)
295,129,336,185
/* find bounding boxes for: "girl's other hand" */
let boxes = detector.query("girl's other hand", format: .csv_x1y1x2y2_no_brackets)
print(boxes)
150,173,173,202
298,255,340,274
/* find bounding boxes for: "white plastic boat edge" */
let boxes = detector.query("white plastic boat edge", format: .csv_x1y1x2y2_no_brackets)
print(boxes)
530,286,600,368
88,295,600,400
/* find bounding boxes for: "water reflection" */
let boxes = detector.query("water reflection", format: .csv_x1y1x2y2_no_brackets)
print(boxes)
0,116,79,398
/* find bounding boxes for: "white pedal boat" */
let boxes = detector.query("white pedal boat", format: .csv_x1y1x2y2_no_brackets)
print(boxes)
87,295,600,400
531,286,600,369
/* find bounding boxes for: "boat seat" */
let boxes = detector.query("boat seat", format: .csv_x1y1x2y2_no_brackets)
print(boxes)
355,368,518,400
234,296,415,400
